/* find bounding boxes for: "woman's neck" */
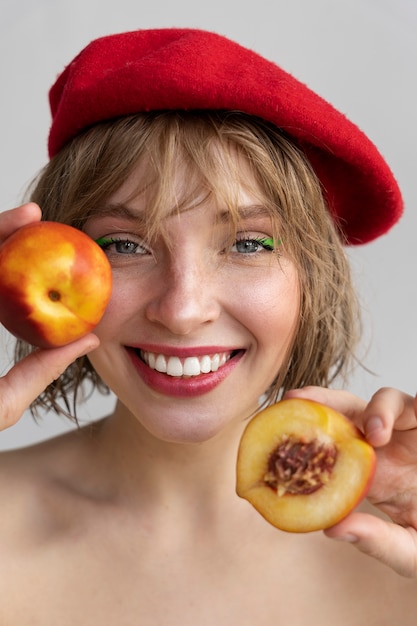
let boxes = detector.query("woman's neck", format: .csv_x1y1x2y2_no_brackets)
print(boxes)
88,400,248,518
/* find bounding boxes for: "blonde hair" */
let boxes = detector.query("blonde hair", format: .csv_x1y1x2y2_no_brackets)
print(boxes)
16,111,361,418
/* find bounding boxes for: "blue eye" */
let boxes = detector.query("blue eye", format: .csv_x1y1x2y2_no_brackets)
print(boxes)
233,237,277,254
95,236,147,255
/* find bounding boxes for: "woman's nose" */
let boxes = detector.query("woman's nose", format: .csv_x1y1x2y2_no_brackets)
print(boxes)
144,259,221,335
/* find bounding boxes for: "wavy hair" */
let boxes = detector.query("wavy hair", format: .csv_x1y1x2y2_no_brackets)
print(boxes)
16,111,361,419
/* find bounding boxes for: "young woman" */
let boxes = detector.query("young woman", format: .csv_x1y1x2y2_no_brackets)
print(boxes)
0,28,416,625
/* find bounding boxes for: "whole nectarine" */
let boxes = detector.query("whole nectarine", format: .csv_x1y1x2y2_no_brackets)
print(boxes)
236,398,376,532
0,221,112,348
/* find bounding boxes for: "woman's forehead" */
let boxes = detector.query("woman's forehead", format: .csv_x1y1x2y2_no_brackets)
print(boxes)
105,150,269,212
93,199,274,225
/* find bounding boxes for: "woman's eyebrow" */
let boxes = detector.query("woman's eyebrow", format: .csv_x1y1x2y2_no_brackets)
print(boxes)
90,202,146,223
217,204,272,223
90,202,271,224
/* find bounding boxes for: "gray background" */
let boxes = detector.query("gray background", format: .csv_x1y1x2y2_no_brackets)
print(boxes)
1,0,416,449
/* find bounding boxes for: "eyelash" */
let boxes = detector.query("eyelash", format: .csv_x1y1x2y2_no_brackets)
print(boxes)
95,236,148,255
234,236,276,252
95,235,281,255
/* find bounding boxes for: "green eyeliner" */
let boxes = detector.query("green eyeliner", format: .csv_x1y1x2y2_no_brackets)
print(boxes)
95,236,282,251
258,237,282,250
95,237,113,246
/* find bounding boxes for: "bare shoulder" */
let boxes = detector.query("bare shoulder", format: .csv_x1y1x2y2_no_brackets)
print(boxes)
0,425,109,624
245,515,416,626
0,422,102,547
291,504,417,623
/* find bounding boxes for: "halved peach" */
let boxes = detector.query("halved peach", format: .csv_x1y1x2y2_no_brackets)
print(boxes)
236,398,376,532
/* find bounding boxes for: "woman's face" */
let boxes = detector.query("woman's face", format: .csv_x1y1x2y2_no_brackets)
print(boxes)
84,156,300,444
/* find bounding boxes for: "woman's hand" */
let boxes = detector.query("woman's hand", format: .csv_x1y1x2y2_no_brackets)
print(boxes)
0,202,42,239
0,204,100,431
284,385,417,577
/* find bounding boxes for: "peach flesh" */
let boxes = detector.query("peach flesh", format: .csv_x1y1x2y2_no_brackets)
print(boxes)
236,398,376,532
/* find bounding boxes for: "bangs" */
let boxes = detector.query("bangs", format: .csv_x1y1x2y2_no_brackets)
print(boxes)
22,110,360,419
29,111,314,257
98,113,282,247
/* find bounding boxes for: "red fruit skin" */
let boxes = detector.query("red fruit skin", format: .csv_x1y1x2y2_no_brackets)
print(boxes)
0,221,112,348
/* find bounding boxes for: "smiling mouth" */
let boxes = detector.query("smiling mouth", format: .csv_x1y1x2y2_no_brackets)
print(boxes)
138,350,240,378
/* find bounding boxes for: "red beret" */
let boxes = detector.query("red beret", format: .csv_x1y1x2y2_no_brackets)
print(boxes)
48,28,403,245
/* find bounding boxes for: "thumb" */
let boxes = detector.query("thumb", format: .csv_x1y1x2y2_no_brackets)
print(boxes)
325,511,417,578
0,334,100,430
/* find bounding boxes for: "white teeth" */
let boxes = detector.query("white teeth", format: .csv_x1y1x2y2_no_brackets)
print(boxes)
166,356,182,377
211,354,220,372
155,354,167,373
199,355,211,374
140,351,231,377
183,357,201,376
